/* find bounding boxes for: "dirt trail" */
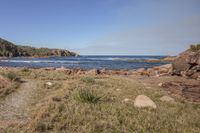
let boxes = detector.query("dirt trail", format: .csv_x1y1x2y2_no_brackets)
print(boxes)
0,80,38,128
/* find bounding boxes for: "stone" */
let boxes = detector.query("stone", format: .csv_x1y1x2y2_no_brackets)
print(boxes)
172,50,192,76
160,96,175,102
134,95,157,109
158,83,163,87
46,82,53,86
123,98,131,102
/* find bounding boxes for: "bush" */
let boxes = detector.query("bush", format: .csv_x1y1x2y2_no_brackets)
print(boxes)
74,88,103,104
4,72,20,82
190,44,200,52
81,77,96,84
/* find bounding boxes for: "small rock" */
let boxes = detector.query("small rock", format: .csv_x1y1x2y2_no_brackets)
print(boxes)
116,89,120,91
158,83,163,87
123,98,131,102
46,82,53,86
134,95,157,109
160,96,175,102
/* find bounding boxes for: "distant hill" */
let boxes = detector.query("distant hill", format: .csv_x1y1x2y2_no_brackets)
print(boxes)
0,38,78,57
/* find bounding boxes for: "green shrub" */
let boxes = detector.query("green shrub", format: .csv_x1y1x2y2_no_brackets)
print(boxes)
74,88,103,104
190,44,200,52
81,77,96,84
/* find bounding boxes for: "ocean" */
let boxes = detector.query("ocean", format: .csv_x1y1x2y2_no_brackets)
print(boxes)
0,56,168,70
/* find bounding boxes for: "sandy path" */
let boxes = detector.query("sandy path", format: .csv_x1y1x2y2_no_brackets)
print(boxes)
0,80,38,128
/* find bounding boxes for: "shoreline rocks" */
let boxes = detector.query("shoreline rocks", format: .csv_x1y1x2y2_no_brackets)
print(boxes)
172,47,200,80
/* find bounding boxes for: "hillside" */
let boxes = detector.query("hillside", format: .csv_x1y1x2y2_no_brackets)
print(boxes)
0,38,78,57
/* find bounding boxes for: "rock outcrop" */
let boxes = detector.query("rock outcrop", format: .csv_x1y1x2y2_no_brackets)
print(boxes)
0,38,78,57
172,44,200,80
162,81,200,102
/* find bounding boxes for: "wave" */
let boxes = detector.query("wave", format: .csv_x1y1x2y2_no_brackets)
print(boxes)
0,60,83,64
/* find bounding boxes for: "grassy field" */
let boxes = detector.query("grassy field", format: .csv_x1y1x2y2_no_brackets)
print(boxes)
1,69,200,133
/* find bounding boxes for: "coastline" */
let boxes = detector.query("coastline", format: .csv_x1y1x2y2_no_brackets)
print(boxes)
0,61,200,131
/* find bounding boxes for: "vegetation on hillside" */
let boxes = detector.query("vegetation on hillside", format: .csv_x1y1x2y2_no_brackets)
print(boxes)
190,44,200,52
0,38,78,57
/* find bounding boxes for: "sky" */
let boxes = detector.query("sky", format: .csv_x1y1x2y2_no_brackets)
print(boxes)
0,0,200,55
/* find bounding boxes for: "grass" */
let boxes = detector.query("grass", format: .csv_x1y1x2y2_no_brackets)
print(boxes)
0,72,20,99
0,82,19,99
81,77,96,84
0,69,200,132
3,72,20,82
73,88,103,104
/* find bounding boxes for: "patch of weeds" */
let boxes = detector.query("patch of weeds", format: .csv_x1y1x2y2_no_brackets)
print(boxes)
3,72,20,82
81,77,96,84
74,88,103,104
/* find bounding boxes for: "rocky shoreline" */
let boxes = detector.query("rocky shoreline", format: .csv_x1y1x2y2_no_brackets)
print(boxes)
0,44,200,102
1,61,199,102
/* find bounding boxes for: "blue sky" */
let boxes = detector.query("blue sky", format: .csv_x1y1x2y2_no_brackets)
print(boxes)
0,0,200,55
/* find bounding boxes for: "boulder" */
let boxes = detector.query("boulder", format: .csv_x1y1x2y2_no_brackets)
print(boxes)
172,50,192,76
142,64,172,77
172,47,200,79
134,95,157,109
160,96,175,102
187,51,200,65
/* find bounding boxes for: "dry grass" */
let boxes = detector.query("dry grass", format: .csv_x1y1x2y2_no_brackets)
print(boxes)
0,69,200,133
0,71,20,99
